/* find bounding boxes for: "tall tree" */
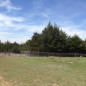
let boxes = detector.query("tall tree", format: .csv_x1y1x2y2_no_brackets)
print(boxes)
4,41,12,52
26,32,41,51
11,42,20,53
67,35,85,53
39,23,68,52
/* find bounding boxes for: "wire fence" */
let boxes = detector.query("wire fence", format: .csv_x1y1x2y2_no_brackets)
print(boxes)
21,51,86,57
0,51,86,58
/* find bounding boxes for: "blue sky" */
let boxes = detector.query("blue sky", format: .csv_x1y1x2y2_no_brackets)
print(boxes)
0,0,86,43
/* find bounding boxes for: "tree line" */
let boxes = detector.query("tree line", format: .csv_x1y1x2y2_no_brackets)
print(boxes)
0,22,86,53
26,22,86,53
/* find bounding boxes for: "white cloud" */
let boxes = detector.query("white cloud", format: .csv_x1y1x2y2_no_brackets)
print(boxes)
0,0,21,12
56,17,86,40
0,13,45,31
0,13,24,28
0,13,46,43
0,34,30,43
62,25,86,40
41,13,49,18
0,13,24,22
27,25,45,33
0,32,13,35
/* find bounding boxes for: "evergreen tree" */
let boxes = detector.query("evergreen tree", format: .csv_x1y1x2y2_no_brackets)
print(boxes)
26,32,41,51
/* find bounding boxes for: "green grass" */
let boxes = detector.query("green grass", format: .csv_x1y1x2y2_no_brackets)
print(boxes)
0,57,86,86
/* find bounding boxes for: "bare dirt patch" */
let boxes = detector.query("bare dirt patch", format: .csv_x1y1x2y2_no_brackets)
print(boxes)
45,83,60,86
0,76,13,86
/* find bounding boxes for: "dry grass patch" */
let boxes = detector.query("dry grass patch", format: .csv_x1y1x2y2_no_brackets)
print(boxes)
0,76,13,86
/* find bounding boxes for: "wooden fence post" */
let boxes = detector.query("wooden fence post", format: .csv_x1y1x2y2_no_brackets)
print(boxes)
75,53,76,57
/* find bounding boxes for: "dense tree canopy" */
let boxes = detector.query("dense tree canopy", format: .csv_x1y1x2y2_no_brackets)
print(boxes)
0,22,86,53
26,23,86,53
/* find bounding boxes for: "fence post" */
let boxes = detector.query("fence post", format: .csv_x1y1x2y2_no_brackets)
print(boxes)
38,51,39,57
75,53,76,57
30,51,31,57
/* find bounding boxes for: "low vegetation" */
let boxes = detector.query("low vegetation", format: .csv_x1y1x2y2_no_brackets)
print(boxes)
0,57,86,86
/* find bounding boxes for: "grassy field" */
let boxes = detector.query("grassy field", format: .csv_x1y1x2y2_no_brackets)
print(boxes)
0,57,86,86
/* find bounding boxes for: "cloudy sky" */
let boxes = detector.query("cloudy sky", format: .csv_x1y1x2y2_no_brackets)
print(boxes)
0,0,86,43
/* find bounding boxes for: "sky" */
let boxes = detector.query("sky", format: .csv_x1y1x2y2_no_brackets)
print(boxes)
0,0,86,43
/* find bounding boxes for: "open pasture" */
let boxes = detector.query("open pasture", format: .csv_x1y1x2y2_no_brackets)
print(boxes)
0,57,86,86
